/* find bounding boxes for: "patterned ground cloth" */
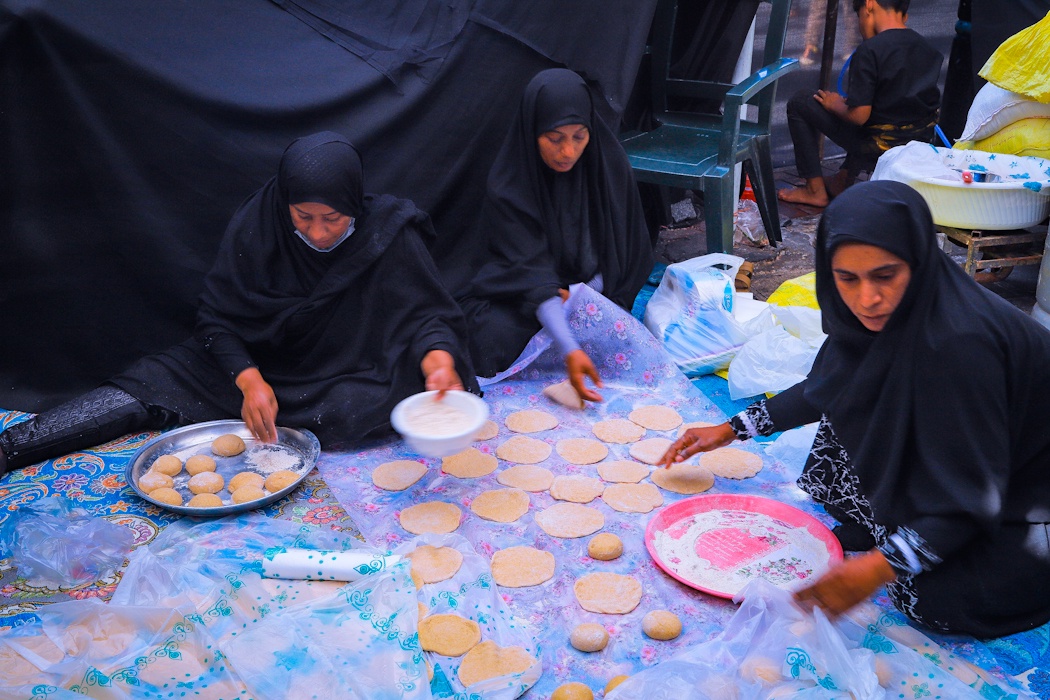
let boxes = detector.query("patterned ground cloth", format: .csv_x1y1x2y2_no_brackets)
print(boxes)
1,281,1048,698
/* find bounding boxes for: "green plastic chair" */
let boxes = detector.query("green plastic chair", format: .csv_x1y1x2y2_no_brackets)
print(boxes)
621,0,799,253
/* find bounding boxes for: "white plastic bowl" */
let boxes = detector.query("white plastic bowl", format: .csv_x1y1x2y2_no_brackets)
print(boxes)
390,390,489,458
910,178,1050,230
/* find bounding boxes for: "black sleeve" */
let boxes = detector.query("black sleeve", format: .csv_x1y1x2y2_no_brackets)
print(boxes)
199,329,257,382
763,381,824,431
846,41,877,109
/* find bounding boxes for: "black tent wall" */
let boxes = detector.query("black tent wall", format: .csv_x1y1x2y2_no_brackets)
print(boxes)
0,0,657,412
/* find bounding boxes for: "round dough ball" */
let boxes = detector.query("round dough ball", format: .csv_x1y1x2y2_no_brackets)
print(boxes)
605,676,630,694
264,469,299,492
148,487,183,506
150,454,183,476
418,614,481,657
211,433,246,457
138,471,174,494
185,454,217,476
642,610,682,640
587,533,623,561
551,682,593,700
187,493,224,508
229,471,265,492
569,623,609,652
231,485,266,504
188,471,224,495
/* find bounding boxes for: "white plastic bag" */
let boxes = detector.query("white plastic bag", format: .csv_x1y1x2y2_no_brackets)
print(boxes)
871,141,961,184
643,253,751,376
726,306,826,400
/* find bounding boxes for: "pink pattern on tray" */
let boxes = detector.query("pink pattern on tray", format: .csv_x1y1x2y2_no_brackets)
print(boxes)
694,527,785,569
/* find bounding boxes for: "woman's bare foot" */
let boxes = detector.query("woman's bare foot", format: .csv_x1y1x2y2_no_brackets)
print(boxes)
777,184,829,207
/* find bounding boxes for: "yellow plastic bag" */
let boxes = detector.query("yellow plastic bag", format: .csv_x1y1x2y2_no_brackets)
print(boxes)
765,271,819,310
979,11,1050,103
954,117,1050,159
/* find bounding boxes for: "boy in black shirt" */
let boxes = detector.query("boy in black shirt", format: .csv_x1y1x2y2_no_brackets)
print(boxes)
778,0,942,207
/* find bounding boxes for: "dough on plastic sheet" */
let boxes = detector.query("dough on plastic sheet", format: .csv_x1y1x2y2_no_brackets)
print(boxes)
535,502,604,538
650,463,715,494
475,420,500,440
591,418,645,443
573,572,642,614
470,488,530,523
405,545,463,584
372,460,427,490
551,681,594,700
549,475,605,503
596,460,650,483
496,435,552,464
418,613,481,657
569,623,609,652
699,447,763,479
457,640,537,687
505,409,559,433
555,438,608,465
442,448,498,478
628,437,673,465
490,546,556,587
587,533,623,561
399,501,462,534
601,482,662,513
628,405,683,431
641,610,682,640
496,464,555,492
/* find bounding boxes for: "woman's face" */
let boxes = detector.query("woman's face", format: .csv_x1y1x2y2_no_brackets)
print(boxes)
537,124,590,173
289,202,353,249
831,242,912,332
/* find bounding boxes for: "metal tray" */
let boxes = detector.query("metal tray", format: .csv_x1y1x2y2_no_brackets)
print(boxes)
126,419,320,517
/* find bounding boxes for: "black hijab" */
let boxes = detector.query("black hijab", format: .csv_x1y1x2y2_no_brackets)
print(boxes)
804,180,1050,544
197,132,389,347
466,68,653,310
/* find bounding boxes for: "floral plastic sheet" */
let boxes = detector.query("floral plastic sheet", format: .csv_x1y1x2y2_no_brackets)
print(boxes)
607,578,1035,700
317,286,821,697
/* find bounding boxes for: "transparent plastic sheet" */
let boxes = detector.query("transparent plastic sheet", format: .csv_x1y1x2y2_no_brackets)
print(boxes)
606,578,1036,700
0,514,451,699
0,495,135,588
317,286,819,697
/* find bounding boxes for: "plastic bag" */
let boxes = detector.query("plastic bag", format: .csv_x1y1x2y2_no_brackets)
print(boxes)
726,306,826,400
959,82,1050,142
871,141,963,184
607,578,1031,700
0,495,135,587
979,10,1050,104
734,199,769,246
643,253,751,376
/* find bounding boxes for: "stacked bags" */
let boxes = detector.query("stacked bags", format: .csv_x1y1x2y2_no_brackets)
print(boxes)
954,11,1050,158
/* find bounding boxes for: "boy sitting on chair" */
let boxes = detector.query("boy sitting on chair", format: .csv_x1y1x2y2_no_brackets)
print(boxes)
778,0,942,207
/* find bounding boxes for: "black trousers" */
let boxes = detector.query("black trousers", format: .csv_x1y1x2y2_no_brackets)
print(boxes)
786,89,875,180
0,385,180,472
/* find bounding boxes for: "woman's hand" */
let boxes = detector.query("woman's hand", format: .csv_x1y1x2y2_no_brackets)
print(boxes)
566,349,603,402
422,349,464,398
793,550,897,618
236,367,279,442
660,422,736,467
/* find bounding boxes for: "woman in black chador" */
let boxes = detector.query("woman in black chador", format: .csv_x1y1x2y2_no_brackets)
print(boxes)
0,132,476,473
454,68,653,402
664,181,1050,637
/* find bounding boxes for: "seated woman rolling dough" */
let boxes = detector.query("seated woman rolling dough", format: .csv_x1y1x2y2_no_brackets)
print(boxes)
662,181,1050,638
452,68,653,402
0,132,477,475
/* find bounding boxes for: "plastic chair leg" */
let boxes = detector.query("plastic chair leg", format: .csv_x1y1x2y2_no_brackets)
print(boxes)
748,141,783,244
703,170,736,254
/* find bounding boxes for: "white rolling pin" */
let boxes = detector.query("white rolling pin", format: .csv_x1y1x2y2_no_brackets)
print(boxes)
260,547,402,582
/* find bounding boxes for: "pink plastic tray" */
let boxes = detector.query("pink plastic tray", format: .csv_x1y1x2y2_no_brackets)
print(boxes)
645,493,843,599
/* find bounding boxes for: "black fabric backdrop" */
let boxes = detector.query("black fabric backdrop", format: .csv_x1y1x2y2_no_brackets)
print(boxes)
0,0,657,412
